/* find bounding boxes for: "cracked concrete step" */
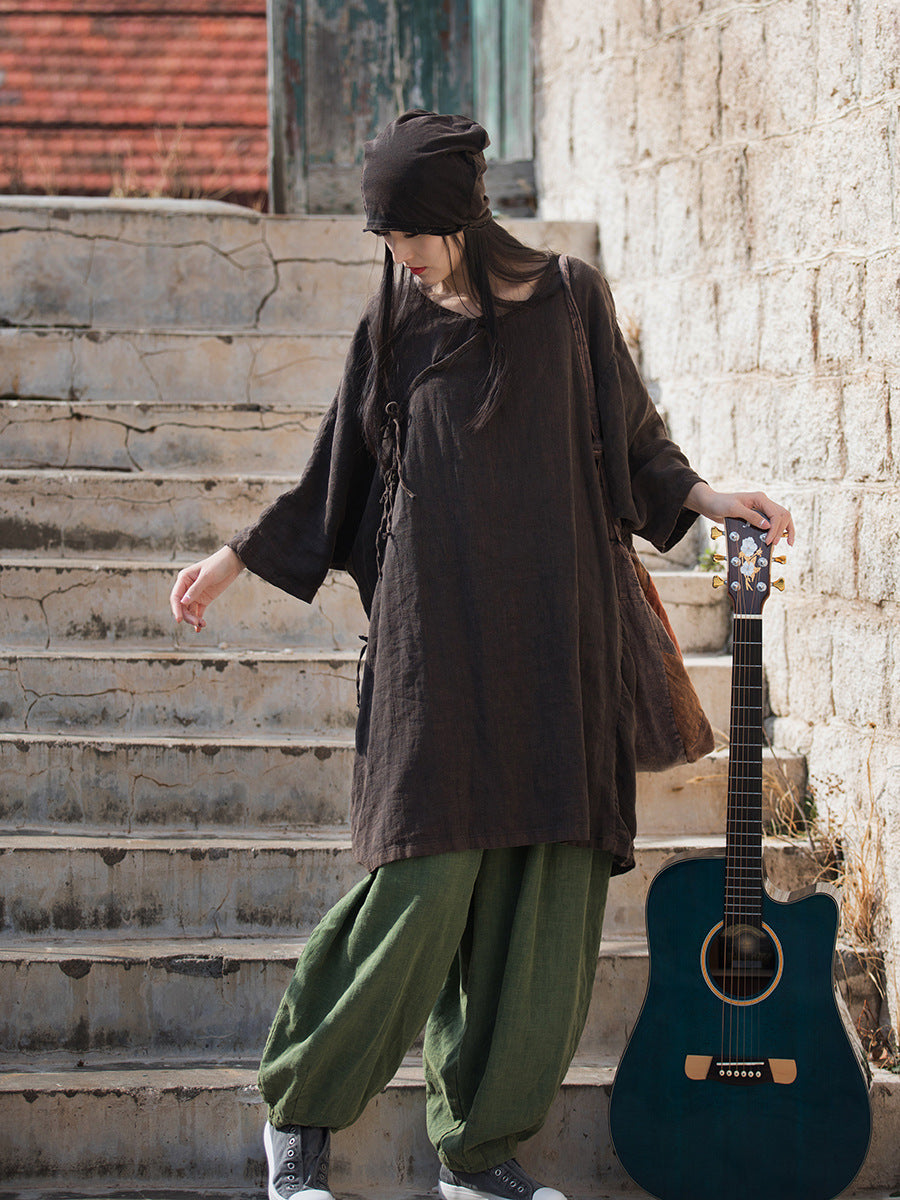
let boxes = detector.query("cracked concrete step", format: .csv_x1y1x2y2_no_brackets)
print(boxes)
0,557,722,655
0,1060,897,1194
0,469,287,556
0,1194,448,1200
0,647,733,739
0,833,825,940
0,935,647,1062
0,733,356,830
0,200,597,334
0,1193,463,1200
0,472,717,585
0,734,806,842
2,1061,617,1194
0,336,348,412
1,210,379,335
0,932,878,1067
0,647,360,737
1,559,367,652
0,831,365,939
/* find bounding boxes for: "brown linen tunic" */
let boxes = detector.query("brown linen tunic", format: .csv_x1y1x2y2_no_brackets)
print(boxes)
229,256,703,875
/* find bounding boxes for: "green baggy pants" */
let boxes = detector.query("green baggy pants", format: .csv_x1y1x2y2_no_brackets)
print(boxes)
258,843,612,1173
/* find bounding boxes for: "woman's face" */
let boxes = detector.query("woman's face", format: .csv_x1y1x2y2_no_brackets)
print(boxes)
381,231,465,291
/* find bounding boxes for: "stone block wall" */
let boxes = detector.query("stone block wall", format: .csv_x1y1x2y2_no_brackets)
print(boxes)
533,0,900,1023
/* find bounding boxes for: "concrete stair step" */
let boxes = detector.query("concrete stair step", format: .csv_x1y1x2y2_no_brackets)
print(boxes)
0,929,876,1072
670,654,730,734
0,646,732,739
0,830,364,939
0,201,597,335
0,337,346,412
1,1190,473,1200
0,935,646,1061
0,556,723,655
0,733,806,841
0,1059,897,1194
651,570,727,653
0,733,356,831
0,647,360,737
634,746,805,837
0,396,335,469
0,832,822,940
0,558,367,651
0,1060,613,1194
0,470,722,603
1,209,378,335
0,1192,452,1200
0,469,287,556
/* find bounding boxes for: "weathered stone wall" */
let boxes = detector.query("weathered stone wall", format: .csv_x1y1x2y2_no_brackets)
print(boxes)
533,0,900,1021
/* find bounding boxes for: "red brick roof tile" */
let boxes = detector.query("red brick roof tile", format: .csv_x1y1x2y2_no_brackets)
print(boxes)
0,1,268,207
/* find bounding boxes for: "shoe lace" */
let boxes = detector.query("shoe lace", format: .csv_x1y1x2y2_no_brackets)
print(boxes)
490,1159,531,1196
281,1131,302,1195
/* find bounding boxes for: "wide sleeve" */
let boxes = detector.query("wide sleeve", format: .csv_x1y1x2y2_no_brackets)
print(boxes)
227,316,377,602
571,259,704,552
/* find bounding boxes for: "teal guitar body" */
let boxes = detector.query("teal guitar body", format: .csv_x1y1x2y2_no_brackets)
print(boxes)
609,852,872,1200
609,519,871,1200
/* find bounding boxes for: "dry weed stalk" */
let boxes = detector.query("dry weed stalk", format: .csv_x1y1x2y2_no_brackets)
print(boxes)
775,743,896,1068
109,125,267,208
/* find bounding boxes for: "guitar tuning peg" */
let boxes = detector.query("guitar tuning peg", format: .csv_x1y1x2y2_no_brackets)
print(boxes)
712,575,725,588
773,555,786,564
710,526,724,540
771,578,786,591
712,553,726,563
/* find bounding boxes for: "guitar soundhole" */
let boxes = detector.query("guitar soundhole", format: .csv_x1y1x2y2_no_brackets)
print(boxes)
706,923,779,1001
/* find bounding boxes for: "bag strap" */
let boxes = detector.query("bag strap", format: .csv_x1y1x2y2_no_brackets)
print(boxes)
558,254,623,546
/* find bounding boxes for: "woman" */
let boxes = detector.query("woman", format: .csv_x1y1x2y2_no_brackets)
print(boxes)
170,111,794,1200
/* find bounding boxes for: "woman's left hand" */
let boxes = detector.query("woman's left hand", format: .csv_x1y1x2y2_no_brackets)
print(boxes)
684,482,795,546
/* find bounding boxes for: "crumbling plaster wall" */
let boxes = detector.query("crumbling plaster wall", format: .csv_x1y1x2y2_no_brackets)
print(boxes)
533,0,900,1017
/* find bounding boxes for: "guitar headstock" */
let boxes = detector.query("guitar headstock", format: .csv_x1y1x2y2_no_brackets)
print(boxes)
711,519,785,616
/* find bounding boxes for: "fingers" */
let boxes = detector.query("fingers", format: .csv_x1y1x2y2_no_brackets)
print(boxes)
169,565,206,631
169,547,243,632
738,493,795,547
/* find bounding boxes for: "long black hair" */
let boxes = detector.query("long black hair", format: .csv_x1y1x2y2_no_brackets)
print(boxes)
361,219,551,469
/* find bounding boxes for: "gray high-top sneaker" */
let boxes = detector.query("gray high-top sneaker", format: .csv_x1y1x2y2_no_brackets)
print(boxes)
263,1120,334,1200
438,1158,566,1200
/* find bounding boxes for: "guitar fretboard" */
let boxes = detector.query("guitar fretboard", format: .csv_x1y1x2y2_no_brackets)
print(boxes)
725,615,764,926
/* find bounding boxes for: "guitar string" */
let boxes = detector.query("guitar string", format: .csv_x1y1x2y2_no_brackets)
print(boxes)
745,613,755,1067
737,614,763,1068
739,613,755,1068
740,610,748,1067
725,604,743,1067
721,540,768,1075
723,600,736,1067
727,609,761,1069
736,609,747,1066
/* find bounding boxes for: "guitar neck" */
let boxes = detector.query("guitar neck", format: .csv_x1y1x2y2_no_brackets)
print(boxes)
725,614,764,927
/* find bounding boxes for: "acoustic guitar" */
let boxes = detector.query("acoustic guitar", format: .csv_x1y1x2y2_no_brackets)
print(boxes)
608,518,871,1200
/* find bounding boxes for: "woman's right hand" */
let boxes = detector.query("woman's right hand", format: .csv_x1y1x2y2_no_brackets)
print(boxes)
170,545,245,632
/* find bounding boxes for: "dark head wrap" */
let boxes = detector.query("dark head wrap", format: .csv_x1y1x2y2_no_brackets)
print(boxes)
361,109,492,235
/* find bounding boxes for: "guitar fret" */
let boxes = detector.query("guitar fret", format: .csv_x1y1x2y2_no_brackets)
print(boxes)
722,527,774,928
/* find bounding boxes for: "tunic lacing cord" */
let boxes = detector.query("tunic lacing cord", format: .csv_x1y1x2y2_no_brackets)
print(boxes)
356,634,368,706
376,399,415,574
360,400,415,710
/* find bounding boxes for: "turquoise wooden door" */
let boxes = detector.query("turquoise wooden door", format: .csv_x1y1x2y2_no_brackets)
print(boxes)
268,0,533,214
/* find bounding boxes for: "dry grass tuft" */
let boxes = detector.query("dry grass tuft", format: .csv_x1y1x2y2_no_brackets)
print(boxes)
764,738,897,1069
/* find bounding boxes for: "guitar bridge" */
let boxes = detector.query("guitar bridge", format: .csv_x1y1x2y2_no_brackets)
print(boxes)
684,1054,797,1085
